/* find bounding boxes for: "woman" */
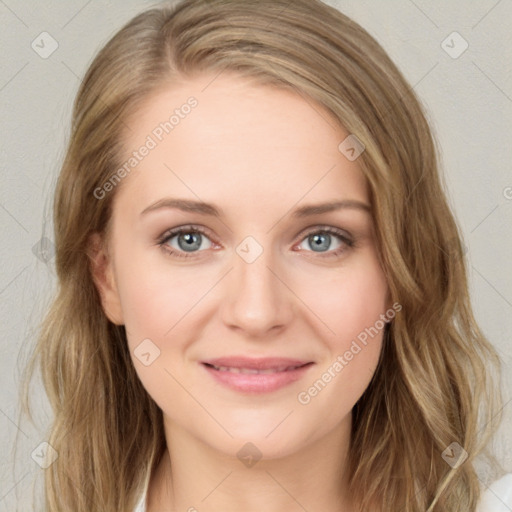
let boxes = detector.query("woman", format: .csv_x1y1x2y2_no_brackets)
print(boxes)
20,0,511,510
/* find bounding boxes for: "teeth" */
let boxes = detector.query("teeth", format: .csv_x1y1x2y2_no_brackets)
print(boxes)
211,364,301,374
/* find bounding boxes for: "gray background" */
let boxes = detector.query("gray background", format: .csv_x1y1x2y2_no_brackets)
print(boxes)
1,0,511,509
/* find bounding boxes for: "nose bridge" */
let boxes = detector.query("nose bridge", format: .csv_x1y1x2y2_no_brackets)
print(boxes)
220,234,292,335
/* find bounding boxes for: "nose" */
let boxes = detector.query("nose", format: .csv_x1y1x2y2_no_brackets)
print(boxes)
219,240,294,338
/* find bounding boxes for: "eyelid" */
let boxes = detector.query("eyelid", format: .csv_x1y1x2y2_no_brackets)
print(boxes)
157,223,355,259
295,224,353,243
156,224,218,254
293,225,355,257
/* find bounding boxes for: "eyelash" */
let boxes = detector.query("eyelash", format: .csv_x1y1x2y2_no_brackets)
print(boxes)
156,224,355,260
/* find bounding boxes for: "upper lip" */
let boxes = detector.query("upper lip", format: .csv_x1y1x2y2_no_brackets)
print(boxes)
202,357,313,371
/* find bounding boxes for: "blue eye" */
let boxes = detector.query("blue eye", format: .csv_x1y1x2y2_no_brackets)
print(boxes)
297,228,354,257
158,225,213,258
157,225,354,259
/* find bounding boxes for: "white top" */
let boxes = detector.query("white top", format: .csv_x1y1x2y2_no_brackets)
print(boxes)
134,473,512,511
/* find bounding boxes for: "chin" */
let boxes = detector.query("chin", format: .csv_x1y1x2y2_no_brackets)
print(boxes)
216,433,306,463
197,415,317,462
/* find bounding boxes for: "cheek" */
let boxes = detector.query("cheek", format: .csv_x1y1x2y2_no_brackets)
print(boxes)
296,255,389,345
296,329,383,435
114,253,206,412
114,245,212,343
293,257,388,400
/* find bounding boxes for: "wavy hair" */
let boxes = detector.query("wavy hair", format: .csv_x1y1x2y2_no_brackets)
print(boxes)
20,0,504,510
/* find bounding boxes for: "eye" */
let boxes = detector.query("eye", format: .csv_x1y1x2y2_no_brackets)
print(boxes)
157,225,355,260
157,225,214,259
295,226,354,258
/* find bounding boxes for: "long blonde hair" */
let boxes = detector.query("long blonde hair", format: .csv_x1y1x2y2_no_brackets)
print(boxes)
20,0,505,510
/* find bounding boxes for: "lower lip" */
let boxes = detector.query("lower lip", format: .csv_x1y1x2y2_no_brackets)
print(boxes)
202,363,314,393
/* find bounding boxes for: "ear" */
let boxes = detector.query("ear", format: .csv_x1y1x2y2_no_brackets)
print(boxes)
87,232,124,325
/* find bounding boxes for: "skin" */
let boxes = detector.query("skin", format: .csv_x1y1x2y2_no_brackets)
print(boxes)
90,72,391,512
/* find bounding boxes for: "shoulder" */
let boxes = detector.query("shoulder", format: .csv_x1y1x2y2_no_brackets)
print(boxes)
477,473,512,512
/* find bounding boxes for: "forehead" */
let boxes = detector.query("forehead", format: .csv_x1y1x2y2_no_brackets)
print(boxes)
116,72,369,216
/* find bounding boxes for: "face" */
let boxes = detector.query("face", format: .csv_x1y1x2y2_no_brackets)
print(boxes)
91,72,391,460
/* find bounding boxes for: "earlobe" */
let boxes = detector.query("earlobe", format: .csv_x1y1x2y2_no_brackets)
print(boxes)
87,232,124,325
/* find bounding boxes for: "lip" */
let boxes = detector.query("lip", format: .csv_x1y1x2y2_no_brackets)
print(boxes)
201,357,315,394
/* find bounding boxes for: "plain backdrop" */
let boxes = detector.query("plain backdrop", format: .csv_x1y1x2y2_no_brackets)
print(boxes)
1,0,511,509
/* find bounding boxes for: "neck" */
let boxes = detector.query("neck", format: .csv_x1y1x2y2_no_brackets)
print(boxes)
148,414,355,512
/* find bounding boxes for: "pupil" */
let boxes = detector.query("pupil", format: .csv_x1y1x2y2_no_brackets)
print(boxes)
179,232,201,251
311,233,329,252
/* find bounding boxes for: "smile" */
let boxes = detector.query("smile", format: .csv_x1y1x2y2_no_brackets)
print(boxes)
206,363,307,374
201,359,314,393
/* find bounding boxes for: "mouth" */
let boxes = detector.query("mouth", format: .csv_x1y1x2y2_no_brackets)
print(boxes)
201,357,315,393
203,362,311,374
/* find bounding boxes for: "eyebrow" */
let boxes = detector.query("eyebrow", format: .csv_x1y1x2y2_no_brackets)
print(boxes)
140,198,371,218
